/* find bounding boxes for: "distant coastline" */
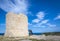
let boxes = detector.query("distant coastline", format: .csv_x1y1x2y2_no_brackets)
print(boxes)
0,32,60,35
32,33,43,35
0,33,4,35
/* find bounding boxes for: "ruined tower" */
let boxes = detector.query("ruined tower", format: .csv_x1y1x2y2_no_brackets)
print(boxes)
4,12,29,37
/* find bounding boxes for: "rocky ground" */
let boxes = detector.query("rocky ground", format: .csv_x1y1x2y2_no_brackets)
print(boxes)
0,35,60,41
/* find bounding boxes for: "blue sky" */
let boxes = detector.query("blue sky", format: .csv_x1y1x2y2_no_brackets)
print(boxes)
0,0,60,33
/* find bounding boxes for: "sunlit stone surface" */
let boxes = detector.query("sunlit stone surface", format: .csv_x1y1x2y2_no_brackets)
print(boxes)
4,12,29,37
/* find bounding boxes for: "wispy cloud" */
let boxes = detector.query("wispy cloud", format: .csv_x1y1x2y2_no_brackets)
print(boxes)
32,19,40,23
54,14,60,20
29,11,57,28
36,12,45,20
29,11,49,28
46,23,56,27
32,11,45,23
0,0,28,14
41,20,49,24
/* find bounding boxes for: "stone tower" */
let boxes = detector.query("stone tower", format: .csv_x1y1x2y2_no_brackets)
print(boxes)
4,12,29,37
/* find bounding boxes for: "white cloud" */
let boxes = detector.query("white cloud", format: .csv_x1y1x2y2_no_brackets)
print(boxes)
0,0,28,14
37,19,49,27
35,19,49,27
29,11,56,28
32,11,45,23
30,11,49,28
32,19,40,23
29,18,56,28
28,11,57,29
30,19,49,28
41,20,49,24
28,22,47,28
46,23,56,27
36,12,45,20
54,15,60,20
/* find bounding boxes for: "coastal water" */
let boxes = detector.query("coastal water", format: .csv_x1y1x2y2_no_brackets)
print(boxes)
32,33,43,35
0,33,4,35
0,33,42,36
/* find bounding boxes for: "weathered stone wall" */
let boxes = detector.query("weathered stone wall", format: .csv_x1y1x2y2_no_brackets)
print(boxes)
4,12,29,37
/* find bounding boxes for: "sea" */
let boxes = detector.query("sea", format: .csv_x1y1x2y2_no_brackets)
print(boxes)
0,33,42,36
0,33,4,36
